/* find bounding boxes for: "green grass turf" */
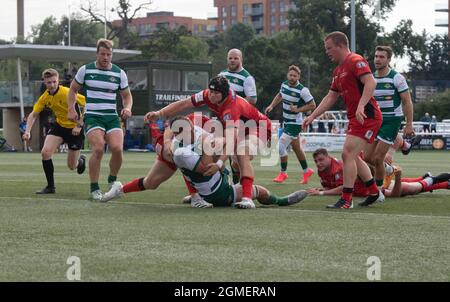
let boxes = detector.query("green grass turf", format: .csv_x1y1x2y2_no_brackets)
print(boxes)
0,151,449,281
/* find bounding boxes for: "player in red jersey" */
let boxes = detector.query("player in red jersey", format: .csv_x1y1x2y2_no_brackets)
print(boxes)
303,31,383,209
144,76,272,209
307,148,450,198
306,148,369,197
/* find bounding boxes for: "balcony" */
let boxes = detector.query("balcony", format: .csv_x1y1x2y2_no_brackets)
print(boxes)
0,81,41,107
251,7,264,16
252,19,264,29
435,3,449,12
435,18,449,27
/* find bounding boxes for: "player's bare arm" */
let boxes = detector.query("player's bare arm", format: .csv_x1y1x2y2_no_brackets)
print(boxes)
290,100,316,113
22,111,39,141
120,88,133,120
144,97,194,122
67,80,82,122
400,90,414,137
265,93,282,114
302,90,339,131
355,73,377,124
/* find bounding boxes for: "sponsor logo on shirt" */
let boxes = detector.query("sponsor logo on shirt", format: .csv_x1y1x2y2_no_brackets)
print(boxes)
365,130,374,140
223,114,232,121
194,91,204,103
356,61,367,68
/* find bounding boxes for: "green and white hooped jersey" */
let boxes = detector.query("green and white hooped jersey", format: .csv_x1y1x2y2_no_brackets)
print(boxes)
219,68,257,99
374,69,408,119
280,81,314,125
172,126,223,197
75,62,129,117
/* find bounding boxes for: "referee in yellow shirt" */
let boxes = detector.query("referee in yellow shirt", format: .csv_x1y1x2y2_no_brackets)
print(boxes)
22,68,86,194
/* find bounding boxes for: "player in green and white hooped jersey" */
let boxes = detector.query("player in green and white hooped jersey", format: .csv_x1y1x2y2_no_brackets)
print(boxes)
364,45,414,189
219,48,258,184
68,39,133,201
219,48,257,105
265,65,316,184
170,116,308,209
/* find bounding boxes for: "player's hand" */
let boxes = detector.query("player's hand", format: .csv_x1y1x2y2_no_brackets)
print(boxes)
22,132,30,141
144,111,160,122
121,108,132,120
306,188,322,195
72,126,82,136
384,153,393,165
203,163,220,176
302,116,313,131
402,124,415,137
67,108,79,122
264,106,273,115
355,105,367,125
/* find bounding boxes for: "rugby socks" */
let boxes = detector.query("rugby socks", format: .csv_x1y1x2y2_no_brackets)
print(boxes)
401,177,423,183
421,181,448,192
365,179,379,195
266,193,289,206
108,175,117,184
42,159,55,189
341,187,353,202
299,160,308,172
241,176,254,199
280,161,288,172
90,182,100,193
376,179,384,187
123,178,146,193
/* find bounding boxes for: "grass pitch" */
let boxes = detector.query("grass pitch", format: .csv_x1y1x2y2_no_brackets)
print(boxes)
0,151,449,281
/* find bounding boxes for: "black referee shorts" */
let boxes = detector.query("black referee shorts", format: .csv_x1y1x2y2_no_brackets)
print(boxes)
47,123,84,150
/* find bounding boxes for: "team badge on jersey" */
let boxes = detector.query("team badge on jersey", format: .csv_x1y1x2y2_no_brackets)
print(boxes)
194,91,204,103
223,113,232,121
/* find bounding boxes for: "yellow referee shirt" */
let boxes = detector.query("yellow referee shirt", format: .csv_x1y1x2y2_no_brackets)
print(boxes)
32,85,85,129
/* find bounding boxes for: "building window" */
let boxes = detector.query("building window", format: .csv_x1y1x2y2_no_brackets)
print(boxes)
231,19,237,25
153,69,180,91
271,0,277,13
280,14,286,26
127,69,148,91
271,15,276,26
231,5,237,17
222,6,227,18
222,19,227,31
183,71,209,91
243,4,250,16
279,0,286,13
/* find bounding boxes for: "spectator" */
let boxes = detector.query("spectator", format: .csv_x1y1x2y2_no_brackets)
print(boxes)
421,112,431,133
430,115,437,133
317,114,327,133
325,112,336,133
19,115,32,152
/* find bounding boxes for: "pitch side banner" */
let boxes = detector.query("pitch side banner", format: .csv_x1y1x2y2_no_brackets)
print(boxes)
299,134,346,152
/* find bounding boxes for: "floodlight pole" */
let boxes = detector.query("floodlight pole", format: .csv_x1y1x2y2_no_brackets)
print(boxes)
351,0,356,52
17,57,24,120
104,0,107,38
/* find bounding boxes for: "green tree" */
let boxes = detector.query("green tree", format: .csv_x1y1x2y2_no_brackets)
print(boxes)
223,23,255,50
414,90,450,121
140,26,209,62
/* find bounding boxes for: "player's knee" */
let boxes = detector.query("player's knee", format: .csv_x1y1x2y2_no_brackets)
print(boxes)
41,149,53,160
109,144,122,155
279,140,288,157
